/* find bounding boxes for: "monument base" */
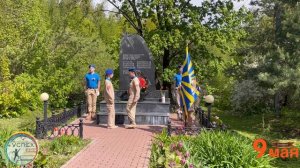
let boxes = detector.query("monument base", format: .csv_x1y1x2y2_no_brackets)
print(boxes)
96,90,170,125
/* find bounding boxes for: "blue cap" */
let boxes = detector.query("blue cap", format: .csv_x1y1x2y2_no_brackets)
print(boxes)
105,69,113,75
128,68,136,72
89,64,95,68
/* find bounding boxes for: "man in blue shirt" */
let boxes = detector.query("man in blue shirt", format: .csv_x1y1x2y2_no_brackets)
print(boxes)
174,65,183,120
84,64,101,120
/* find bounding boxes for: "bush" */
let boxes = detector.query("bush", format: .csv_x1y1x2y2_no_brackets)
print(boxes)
209,74,235,110
231,80,270,115
187,131,273,168
150,129,273,168
0,73,42,118
150,129,191,168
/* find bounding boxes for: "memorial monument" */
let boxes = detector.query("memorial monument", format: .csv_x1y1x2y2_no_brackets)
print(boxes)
119,34,155,91
97,34,170,125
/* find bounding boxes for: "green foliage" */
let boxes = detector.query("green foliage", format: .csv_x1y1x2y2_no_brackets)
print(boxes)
34,150,49,168
108,0,251,91
215,108,300,167
231,1,300,111
0,0,121,117
34,136,90,168
162,68,176,84
150,129,191,168
0,54,11,81
231,80,271,115
0,129,13,167
211,74,235,110
0,74,42,118
186,131,273,168
0,117,89,167
0,129,34,168
50,136,84,155
150,130,273,168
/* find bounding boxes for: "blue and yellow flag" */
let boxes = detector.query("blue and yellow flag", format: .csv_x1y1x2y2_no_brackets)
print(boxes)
180,47,199,111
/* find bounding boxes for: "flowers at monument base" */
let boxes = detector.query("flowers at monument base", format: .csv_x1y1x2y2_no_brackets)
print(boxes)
154,139,192,168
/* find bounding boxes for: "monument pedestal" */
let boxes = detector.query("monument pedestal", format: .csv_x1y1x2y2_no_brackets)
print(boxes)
96,90,170,125
97,34,170,125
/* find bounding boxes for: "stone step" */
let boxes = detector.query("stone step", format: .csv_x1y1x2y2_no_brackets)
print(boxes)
97,112,169,117
99,101,170,113
142,98,170,102
110,100,170,104
96,112,169,125
115,90,170,99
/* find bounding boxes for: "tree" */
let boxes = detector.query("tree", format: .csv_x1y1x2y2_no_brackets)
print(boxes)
231,0,300,114
0,54,11,82
0,0,123,116
106,0,250,88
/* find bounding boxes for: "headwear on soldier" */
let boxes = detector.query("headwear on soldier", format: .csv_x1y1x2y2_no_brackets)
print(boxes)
89,64,96,68
128,68,136,72
105,69,113,75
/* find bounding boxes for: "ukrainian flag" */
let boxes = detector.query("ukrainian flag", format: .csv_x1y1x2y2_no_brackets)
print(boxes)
180,47,199,111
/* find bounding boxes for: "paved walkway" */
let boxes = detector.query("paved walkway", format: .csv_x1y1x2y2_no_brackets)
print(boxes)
62,118,165,168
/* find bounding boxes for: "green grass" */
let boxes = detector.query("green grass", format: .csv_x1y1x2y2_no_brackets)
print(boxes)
0,118,23,131
0,114,88,168
0,108,79,134
212,108,300,168
35,137,91,168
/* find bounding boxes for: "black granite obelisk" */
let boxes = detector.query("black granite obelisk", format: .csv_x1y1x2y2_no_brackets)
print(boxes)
119,34,155,91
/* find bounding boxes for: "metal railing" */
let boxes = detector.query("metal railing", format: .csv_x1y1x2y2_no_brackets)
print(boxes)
35,102,85,139
167,107,226,136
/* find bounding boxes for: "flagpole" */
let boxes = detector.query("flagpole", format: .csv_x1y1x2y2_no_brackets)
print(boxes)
181,43,189,127
180,88,188,127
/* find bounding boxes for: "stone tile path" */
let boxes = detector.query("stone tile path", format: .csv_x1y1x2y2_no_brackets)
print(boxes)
61,119,165,168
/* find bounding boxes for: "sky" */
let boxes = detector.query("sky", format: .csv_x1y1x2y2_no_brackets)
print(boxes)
93,0,252,10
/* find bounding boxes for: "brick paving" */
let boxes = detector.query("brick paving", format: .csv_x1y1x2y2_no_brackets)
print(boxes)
61,119,165,168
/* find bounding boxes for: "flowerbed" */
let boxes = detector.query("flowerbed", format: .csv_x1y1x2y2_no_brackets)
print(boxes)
150,129,273,168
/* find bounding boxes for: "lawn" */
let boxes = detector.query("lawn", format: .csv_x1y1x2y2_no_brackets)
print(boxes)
34,136,91,168
0,116,89,168
0,118,24,131
212,108,300,168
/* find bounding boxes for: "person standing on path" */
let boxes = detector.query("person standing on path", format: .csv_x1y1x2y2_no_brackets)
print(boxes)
84,64,101,120
126,68,140,129
174,65,183,120
103,69,118,129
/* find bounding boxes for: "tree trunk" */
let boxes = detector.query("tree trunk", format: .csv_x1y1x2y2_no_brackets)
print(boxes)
162,48,170,89
274,3,282,43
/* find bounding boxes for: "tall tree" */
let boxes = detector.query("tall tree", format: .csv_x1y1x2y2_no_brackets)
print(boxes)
106,0,250,88
232,0,300,114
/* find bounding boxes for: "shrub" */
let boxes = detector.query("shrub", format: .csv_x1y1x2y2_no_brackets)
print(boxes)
0,73,42,118
187,131,273,168
209,74,235,110
231,80,270,115
150,129,273,168
150,129,191,168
